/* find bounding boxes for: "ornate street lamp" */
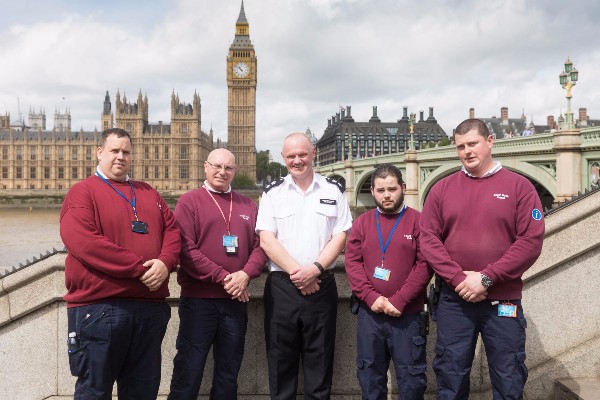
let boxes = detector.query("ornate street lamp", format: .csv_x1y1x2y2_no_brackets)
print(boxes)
559,57,579,130
408,113,416,151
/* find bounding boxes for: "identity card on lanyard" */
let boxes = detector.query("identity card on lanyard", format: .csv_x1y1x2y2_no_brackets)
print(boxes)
96,173,149,234
204,186,238,255
374,205,406,281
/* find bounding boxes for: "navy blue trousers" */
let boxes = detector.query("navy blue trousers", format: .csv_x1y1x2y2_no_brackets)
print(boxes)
168,297,248,400
356,304,427,400
434,285,527,400
67,299,171,400
264,271,338,400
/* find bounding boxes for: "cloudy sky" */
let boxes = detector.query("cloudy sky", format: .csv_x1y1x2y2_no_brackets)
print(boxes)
1,0,599,162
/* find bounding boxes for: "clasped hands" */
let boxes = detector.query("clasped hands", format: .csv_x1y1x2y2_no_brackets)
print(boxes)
290,263,322,296
371,296,402,317
455,271,488,303
224,270,250,302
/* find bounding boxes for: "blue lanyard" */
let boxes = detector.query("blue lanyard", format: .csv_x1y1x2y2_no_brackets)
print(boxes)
375,205,406,267
95,173,139,221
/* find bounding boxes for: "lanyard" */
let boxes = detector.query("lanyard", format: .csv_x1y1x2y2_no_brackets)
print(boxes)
96,173,140,221
204,186,233,235
375,205,406,268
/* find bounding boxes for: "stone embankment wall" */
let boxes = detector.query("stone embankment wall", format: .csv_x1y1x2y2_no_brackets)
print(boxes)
2,189,600,399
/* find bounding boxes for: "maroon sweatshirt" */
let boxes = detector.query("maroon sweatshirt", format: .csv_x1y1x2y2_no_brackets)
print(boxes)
174,186,267,298
420,168,545,300
60,175,181,307
345,206,433,314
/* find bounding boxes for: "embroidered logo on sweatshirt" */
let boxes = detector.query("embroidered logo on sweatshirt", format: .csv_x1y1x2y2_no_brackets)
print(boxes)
240,214,250,221
493,193,509,200
404,234,413,240
531,209,542,220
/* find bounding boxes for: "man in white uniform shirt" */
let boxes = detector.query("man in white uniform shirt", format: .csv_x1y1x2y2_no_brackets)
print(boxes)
256,132,352,400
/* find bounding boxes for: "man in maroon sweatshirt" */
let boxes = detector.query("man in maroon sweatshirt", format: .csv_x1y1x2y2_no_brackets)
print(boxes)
345,164,433,400
420,119,545,399
60,128,181,400
168,148,267,400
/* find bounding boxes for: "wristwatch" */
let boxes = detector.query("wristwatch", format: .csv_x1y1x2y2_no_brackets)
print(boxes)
481,273,493,289
313,261,325,273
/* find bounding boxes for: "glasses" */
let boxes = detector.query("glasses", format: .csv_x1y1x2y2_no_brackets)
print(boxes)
206,160,236,173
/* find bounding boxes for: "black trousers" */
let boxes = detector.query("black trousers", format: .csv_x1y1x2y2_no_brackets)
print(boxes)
264,271,338,400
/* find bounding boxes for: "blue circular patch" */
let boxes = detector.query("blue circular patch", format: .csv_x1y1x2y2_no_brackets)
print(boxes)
532,209,542,220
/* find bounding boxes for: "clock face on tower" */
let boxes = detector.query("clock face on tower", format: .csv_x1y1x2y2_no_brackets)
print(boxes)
233,62,250,78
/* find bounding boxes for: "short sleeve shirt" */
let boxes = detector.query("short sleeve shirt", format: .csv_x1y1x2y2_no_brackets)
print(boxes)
256,173,352,272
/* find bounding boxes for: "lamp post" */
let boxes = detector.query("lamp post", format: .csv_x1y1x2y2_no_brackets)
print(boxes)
408,113,416,151
559,57,579,130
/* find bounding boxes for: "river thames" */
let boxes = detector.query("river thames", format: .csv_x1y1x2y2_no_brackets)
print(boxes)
0,208,63,269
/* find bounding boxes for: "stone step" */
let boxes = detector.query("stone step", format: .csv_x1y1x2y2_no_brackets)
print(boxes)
556,379,600,400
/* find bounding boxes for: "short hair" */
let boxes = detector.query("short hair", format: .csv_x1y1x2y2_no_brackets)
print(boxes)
100,128,132,147
454,118,490,139
371,163,404,187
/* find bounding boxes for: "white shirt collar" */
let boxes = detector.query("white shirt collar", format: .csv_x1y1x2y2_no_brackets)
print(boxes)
203,180,231,193
461,161,502,178
96,165,129,182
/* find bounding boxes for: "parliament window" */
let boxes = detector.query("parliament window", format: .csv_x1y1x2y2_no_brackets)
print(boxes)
44,167,50,179
44,147,51,160
85,167,92,177
180,145,188,160
2,167,7,179
179,165,189,179
30,147,36,160
58,167,64,179
16,167,22,179
72,167,78,179
164,146,169,160
72,147,78,161
144,166,149,179
30,167,36,179
85,147,92,160
145,146,149,159
58,147,64,161
1,146,7,160
164,166,169,179
16,146,22,160
154,166,159,179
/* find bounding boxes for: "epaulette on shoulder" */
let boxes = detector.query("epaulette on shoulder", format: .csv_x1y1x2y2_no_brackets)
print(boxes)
264,177,285,193
326,177,345,193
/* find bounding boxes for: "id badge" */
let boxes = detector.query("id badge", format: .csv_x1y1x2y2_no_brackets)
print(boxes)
498,302,517,318
131,220,149,234
223,235,238,255
373,266,391,281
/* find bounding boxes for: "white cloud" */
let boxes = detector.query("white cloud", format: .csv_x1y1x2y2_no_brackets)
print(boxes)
1,0,599,162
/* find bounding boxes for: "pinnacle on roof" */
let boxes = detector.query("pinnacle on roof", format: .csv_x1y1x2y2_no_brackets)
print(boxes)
237,0,248,24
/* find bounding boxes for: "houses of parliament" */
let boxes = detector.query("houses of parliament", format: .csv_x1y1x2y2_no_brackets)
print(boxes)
0,2,257,193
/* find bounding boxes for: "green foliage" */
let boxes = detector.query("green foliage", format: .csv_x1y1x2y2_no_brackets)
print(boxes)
231,174,256,189
256,150,270,182
439,136,451,146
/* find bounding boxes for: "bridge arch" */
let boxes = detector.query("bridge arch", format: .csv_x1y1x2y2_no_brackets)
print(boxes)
419,161,556,210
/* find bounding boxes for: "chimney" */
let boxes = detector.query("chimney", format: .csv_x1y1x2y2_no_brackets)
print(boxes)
328,118,331,127
469,108,475,119
501,107,509,125
373,106,378,118
579,108,588,127
369,106,381,123
341,108,346,119
547,115,555,129
426,107,437,123
346,106,351,117
419,110,424,122
403,106,408,120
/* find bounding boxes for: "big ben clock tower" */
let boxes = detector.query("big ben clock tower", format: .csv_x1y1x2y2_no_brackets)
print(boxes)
227,1,257,182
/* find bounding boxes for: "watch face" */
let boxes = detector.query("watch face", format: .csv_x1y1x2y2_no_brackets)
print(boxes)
233,62,249,78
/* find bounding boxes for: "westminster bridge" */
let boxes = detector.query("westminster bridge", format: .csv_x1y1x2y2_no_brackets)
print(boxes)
316,126,600,211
